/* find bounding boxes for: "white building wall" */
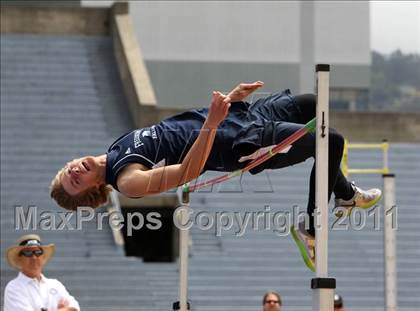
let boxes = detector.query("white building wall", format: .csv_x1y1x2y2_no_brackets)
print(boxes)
315,1,370,64
82,1,371,108
82,1,369,65
128,1,300,63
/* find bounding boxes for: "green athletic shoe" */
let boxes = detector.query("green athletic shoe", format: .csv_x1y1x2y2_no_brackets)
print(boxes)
291,222,315,272
334,183,382,217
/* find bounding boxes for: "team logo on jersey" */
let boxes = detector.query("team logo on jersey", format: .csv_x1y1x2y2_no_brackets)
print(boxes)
141,126,158,139
134,130,144,148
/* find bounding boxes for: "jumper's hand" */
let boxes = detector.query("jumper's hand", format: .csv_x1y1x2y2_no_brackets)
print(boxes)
227,81,264,102
206,91,231,128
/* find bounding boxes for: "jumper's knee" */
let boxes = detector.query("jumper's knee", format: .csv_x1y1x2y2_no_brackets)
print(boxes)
295,93,316,106
293,94,316,122
305,94,316,105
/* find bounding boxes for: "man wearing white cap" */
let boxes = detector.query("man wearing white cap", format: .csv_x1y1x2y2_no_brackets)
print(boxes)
3,234,80,311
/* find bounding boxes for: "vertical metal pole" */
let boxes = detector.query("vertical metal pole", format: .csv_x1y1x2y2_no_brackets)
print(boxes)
383,139,389,174
175,185,190,311
312,64,335,311
315,64,329,277
383,174,398,311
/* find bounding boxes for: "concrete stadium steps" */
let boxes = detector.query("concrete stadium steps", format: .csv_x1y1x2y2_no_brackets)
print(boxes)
0,33,179,311
1,33,419,311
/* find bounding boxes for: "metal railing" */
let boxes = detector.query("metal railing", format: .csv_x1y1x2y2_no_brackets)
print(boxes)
342,140,389,177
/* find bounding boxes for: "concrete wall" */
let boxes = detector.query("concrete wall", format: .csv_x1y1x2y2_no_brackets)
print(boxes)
127,1,370,64
299,1,370,93
129,1,300,63
1,0,81,7
145,61,299,108
110,2,159,127
142,61,370,109
107,1,371,108
331,111,420,142
0,5,109,35
315,1,370,64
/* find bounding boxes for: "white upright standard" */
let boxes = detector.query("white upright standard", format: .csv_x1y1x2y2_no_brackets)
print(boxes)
312,64,335,311
175,185,190,311
383,174,398,311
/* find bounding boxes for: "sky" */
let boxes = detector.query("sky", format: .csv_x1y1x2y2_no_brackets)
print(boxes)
371,1,420,54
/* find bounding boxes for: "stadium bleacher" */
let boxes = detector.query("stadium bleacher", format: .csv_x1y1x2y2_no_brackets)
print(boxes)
1,33,419,311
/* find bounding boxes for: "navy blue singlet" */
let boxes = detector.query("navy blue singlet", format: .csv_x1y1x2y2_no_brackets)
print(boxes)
105,90,296,190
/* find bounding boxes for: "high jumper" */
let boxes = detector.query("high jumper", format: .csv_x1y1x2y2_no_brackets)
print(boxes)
50,81,381,270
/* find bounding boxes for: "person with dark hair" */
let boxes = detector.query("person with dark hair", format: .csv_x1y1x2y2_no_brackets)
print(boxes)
50,81,381,271
334,294,344,311
262,291,282,311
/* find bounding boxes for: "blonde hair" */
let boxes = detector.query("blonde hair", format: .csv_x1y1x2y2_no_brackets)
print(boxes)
50,167,112,211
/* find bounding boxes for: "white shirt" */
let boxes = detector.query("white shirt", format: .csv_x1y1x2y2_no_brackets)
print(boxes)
3,272,80,311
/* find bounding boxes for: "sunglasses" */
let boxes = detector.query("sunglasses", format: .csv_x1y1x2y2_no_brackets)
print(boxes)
19,249,44,257
264,300,280,304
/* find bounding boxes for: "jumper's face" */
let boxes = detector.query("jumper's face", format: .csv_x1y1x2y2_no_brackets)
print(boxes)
61,156,99,196
263,294,281,311
18,246,45,278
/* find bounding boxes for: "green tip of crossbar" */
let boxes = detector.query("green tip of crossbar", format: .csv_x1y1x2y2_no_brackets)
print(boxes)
182,183,190,193
182,183,190,204
305,118,316,133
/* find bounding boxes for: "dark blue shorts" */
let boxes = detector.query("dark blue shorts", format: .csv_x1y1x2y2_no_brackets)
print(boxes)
230,90,316,174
